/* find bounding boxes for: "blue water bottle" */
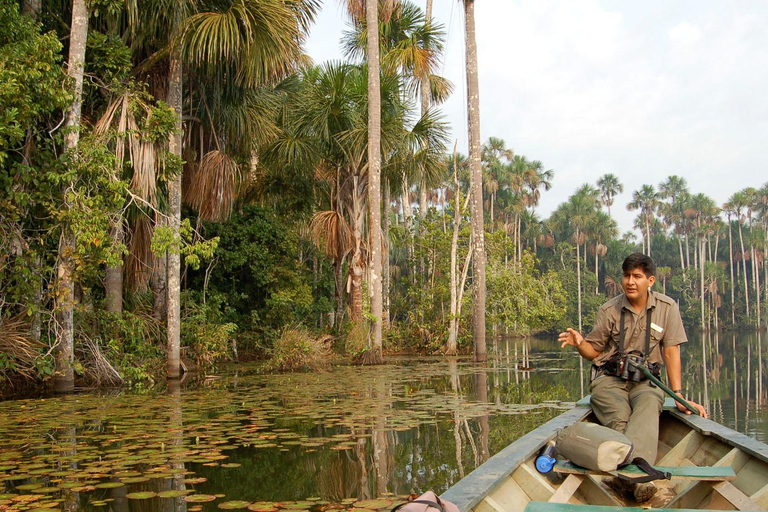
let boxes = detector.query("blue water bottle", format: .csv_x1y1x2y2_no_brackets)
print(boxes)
535,442,557,474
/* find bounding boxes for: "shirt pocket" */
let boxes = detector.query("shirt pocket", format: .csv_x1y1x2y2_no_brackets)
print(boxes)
649,328,663,352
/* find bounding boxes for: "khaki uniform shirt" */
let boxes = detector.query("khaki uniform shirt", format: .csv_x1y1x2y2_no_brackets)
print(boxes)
586,291,687,366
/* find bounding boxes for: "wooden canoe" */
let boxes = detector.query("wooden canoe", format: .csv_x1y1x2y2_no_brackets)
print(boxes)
441,397,768,511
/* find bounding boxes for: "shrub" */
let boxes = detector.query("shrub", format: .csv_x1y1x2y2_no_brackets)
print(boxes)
266,327,332,372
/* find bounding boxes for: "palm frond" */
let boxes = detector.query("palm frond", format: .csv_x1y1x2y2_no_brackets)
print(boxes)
186,150,241,222
309,210,354,261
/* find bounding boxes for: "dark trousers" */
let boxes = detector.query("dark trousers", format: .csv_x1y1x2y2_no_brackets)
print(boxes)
589,374,665,462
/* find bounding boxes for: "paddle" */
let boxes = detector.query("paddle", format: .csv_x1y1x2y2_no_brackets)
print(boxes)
625,358,701,415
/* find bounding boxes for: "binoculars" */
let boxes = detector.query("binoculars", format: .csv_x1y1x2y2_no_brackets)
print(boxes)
618,354,646,382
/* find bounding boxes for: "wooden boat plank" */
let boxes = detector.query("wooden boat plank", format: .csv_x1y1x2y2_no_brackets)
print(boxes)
665,481,716,510
750,482,768,509
548,474,584,503
513,463,557,502
441,406,592,512
553,461,736,480
671,411,768,464
658,430,706,466
733,458,768,497
485,473,530,512
715,447,752,473
524,501,715,512
575,476,623,507
711,481,764,511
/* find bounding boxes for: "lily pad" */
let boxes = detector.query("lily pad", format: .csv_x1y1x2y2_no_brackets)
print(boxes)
157,490,193,498
126,492,157,499
354,500,393,509
94,482,125,489
185,494,218,503
247,502,278,512
218,501,252,509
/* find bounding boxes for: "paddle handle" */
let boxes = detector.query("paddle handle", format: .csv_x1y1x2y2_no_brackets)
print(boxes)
626,359,700,415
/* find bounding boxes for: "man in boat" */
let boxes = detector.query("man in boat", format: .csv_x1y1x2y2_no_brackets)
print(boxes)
558,253,707,502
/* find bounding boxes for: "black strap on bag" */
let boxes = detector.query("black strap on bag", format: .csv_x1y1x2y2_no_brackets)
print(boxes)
391,500,444,512
615,457,671,483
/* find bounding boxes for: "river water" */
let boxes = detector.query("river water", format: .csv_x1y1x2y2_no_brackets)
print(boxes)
0,331,764,511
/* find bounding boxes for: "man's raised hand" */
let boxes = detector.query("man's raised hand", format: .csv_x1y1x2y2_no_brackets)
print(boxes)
558,328,584,349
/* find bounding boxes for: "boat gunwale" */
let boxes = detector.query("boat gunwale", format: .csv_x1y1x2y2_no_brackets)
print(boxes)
442,397,768,512
440,404,592,512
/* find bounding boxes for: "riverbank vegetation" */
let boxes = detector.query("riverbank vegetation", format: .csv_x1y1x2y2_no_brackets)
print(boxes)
1,0,767,393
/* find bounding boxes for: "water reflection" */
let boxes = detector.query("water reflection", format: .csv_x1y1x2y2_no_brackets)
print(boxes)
0,332,764,510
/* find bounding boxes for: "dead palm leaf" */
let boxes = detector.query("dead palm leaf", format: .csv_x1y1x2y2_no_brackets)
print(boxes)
124,215,154,292
186,150,241,222
95,92,157,203
309,210,354,261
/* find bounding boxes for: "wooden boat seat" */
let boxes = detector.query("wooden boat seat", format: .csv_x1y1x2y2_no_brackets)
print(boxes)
553,461,737,481
524,502,727,512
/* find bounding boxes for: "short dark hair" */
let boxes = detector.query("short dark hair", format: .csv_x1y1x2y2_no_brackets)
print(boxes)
622,253,655,277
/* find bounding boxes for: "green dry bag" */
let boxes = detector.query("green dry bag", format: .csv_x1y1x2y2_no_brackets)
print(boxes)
556,422,671,483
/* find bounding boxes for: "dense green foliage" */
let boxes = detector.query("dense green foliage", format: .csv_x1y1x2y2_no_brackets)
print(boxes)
1,0,766,393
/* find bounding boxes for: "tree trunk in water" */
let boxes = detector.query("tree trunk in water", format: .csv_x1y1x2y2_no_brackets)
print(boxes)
447,147,461,354
382,181,390,327
105,221,124,314
464,0,486,362
166,42,183,380
54,0,89,393
738,222,750,319
728,219,735,325
700,237,706,331
366,0,383,356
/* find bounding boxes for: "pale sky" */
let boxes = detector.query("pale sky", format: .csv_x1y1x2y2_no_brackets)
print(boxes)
305,1,768,235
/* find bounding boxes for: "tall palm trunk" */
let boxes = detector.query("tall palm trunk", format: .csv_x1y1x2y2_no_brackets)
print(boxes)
738,221,750,319
21,0,41,18
366,0,383,357
166,40,183,379
54,0,89,392
447,148,461,354
700,237,706,331
105,222,124,314
678,236,686,274
350,177,365,323
382,180,390,327
417,0,433,224
333,258,345,328
464,0,486,362
728,217,735,325
576,229,583,333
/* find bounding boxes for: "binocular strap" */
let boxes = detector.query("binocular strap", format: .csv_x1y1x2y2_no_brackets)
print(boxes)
618,307,653,360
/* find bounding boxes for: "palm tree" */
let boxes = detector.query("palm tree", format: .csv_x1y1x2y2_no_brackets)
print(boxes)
481,137,512,228
463,0,486,362
658,175,689,272
722,200,737,326
596,173,622,220
627,184,658,256
364,0,384,359
729,191,751,320
164,0,320,377
585,210,618,294
53,0,90,392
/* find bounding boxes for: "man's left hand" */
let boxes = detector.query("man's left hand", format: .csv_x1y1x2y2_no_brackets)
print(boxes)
675,397,708,418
